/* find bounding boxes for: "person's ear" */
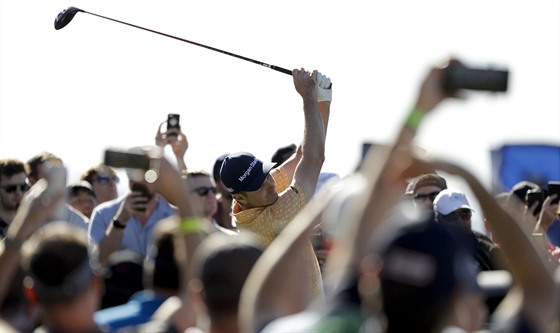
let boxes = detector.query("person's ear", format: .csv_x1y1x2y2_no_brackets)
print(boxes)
27,176,38,186
233,193,247,205
188,278,207,314
91,274,104,298
23,277,39,303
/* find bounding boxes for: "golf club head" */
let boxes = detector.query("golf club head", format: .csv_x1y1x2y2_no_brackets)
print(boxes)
54,6,84,30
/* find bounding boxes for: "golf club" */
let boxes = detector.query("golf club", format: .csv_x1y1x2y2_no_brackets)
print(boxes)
54,6,292,75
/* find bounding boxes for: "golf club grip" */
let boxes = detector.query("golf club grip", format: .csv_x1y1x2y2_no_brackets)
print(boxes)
84,11,293,76
270,66,293,75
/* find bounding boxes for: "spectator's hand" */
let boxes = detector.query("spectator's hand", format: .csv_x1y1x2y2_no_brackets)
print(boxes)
166,129,189,160
155,120,189,160
155,121,167,148
115,193,135,222
6,179,65,241
535,195,559,232
293,68,318,101
414,58,460,113
317,72,332,102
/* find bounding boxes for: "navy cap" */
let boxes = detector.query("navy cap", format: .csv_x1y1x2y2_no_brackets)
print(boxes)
380,221,481,300
213,153,229,180
219,152,275,194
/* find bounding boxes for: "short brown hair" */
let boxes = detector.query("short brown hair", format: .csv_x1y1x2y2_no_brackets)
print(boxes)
25,152,62,180
81,164,117,185
0,159,26,184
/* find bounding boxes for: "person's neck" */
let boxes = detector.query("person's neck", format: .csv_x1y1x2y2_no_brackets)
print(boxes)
0,206,16,224
44,308,98,333
134,196,159,224
208,315,239,333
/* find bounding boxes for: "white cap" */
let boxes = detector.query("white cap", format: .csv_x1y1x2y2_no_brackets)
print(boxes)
433,189,474,215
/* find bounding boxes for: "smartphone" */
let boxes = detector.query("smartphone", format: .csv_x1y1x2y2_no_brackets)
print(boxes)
166,113,181,132
104,149,151,170
131,183,152,199
526,189,544,216
443,63,509,92
130,183,152,212
548,181,560,205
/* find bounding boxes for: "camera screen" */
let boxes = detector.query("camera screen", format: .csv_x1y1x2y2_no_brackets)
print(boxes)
104,150,151,170
167,113,180,130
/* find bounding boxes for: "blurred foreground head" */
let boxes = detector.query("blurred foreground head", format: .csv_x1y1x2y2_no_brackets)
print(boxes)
379,220,481,332
190,232,263,321
21,222,101,307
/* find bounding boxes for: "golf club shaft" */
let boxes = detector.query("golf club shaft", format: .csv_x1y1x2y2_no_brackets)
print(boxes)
82,10,292,75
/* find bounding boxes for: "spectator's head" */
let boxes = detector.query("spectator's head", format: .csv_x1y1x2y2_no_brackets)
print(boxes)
433,189,474,231
187,170,218,220
271,143,296,168
190,232,263,321
0,242,39,332
21,222,103,312
406,173,447,210
100,250,144,309
315,172,341,197
219,152,277,208
67,181,97,218
81,164,119,204
379,221,483,332
0,159,29,214
509,180,540,204
25,152,63,185
143,219,180,295
213,153,232,201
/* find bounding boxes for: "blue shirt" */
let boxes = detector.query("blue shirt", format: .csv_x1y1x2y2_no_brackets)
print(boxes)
88,195,176,258
94,290,169,331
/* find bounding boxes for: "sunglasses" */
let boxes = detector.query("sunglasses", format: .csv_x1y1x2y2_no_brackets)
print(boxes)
413,191,440,202
194,186,217,197
95,176,119,185
1,183,30,194
455,209,473,219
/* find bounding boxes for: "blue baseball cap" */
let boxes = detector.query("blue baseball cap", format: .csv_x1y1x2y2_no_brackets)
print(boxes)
219,152,275,194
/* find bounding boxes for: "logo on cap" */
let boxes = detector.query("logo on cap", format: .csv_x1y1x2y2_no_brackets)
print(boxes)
239,159,258,182
219,152,275,194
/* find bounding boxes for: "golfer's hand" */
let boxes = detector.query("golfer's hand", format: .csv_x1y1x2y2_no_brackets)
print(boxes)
293,68,318,101
317,72,332,102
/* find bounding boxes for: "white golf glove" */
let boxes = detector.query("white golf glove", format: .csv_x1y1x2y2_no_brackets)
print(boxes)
317,72,332,102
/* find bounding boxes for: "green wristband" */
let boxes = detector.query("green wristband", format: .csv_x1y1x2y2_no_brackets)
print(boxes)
179,217,204,234
406,107,425,132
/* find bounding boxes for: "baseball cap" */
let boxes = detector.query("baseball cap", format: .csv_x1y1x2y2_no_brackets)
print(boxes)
219,152,275,194
213,153,229,180
405,173,448,195
271,143,297,167
380,221,481,311
433,189,474,215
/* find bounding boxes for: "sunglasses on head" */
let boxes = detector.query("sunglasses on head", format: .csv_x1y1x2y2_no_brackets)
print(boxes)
194,186,217,197
413,191,440,202
1,183,30,194
95,176,119,185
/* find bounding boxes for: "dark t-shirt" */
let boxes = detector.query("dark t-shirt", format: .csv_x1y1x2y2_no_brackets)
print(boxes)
472,231,509,271
0,216,9,239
